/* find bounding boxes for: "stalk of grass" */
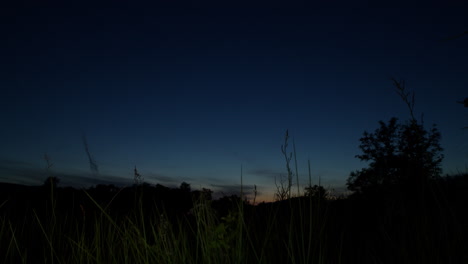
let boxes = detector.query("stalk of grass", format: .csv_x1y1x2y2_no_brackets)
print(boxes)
65,186,204,263
192,195,225,263
293,138,300,197
149,212,187,263
306,158,313,262
278,132,331,264
238,164,244,263
281,130,293,200
6,221,26,264
135,191,149,263
292,136,307,263
33,210,60,264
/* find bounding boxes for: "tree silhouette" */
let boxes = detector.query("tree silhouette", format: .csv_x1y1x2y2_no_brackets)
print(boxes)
274,129,293,201
43,176,60,189
347,117,443,194
304,184,327,200
180,182,191,192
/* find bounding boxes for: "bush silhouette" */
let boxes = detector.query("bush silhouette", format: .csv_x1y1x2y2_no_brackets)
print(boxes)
347,117,443,195
304,184,327,200
42,176,60,189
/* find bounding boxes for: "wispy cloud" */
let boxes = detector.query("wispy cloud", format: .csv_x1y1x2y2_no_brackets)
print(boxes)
248,168,283,180
0,158,130,187
60,172,131,187
0,158,231,191
210,183,258,196
0,158,46,185
143,172,194,187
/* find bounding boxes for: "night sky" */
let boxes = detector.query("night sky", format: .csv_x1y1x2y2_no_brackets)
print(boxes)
1,2,467,202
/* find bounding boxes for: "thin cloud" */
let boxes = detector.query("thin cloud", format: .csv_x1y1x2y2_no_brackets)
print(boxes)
248,168,283,180
59,172,131,187
210,183,257,196
143,172,192,187
0,158,130,187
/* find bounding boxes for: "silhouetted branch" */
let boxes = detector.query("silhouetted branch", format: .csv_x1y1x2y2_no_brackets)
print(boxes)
44,153,53,170
82,133,99,175
280,129,293,200
274,174,289,201
134,166,143,185
392,78,417,122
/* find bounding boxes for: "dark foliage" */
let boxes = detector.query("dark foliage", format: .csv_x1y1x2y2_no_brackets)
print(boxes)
304,184,327,200
347,117,444,195
1,175,468,263
43,176,60,189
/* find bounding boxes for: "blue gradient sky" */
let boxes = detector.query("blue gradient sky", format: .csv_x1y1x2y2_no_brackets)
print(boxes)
1,2,467,202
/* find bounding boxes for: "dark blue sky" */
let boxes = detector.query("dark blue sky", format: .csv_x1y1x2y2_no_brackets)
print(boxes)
1,2,467,202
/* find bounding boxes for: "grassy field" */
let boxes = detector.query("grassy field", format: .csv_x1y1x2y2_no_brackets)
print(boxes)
0,174,467,264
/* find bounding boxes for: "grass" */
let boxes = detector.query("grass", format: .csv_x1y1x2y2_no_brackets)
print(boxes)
0,179,331,263
0,134,467,263
1,174,467,263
